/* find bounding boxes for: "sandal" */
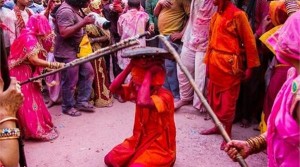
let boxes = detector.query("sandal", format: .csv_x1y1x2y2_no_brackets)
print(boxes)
63,108,82,117
75,103,95,112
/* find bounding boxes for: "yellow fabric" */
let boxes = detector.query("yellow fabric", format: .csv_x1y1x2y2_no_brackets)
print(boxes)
259,113,267,134
259,25,282,55
157,0,191,35
77,34,93,58
151,95,165,113
269,1,288,26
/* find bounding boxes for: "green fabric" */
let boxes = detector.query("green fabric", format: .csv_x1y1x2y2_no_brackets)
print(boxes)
145,0,158,31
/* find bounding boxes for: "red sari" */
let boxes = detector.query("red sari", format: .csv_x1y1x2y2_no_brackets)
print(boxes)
105,86,176,166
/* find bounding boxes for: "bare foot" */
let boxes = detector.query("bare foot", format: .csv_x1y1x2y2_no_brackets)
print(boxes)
174,100,190,110
204,113,211,121
199,126,220,135
47,100,55,108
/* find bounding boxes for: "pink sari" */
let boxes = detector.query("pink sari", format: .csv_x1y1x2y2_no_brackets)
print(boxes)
8,14,58,141
267,11,300,167
267,68,300,167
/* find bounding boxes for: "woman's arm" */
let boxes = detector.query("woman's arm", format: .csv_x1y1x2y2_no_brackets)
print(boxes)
0,77,23,167
28,53,64,69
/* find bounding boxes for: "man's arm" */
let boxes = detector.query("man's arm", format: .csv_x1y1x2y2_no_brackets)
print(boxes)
169,0,190,41
169,16,189,42
58,14,95,38
153,0,172,17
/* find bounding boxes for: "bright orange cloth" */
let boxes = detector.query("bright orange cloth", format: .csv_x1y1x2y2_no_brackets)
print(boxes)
104,87,176,166
205,2,260,90
207,81,240,136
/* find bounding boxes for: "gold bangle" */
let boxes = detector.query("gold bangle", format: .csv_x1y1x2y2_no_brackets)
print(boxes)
0,117,18,124
246,135,267,154
0,136,19,140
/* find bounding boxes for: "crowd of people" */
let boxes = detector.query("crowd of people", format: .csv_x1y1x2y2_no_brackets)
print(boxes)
0,0,299,166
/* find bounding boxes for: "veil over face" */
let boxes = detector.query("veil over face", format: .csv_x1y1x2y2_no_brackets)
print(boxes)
9,14,54,68
130,58,165,87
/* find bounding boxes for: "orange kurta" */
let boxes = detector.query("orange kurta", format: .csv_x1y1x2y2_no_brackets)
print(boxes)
203,2,260,137
205,2,260,90
104,87,176,167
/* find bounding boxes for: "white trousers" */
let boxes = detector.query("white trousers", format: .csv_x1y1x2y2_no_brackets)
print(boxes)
177,45,206,109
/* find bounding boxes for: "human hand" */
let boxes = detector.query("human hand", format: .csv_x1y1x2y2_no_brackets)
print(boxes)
0,77,23,119
170,32,183,42
148,23,155,33
159,0,173,8
83,15,96,26
224,140,251,161
49,62,65,69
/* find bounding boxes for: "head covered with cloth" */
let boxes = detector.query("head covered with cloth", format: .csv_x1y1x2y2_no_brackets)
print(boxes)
124,47,172,87
105,46,176,166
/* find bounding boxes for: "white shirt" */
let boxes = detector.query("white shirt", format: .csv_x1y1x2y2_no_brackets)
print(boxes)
0,7,16,47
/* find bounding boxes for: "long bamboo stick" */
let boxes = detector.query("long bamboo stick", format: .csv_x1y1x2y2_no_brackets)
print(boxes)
158,35,248,167
20,32,150,85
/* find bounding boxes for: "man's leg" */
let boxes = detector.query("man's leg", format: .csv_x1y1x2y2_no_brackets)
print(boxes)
76,61,95,112
176,46,195,109
58,57,80,115
193,51,206,110
159,36,180,100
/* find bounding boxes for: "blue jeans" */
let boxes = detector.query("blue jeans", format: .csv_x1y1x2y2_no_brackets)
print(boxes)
159,36,181,99
56,57,95,112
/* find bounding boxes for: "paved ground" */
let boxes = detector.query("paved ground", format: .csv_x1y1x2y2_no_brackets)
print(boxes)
24,99,267,167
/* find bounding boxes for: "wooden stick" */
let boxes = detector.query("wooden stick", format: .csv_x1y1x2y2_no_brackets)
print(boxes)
20,32,150,85
158,35,248,167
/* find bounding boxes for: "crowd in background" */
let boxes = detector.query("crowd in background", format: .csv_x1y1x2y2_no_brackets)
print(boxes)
0,0,299,166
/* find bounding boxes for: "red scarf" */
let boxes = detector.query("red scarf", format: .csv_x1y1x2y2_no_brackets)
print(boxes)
13,6,32,31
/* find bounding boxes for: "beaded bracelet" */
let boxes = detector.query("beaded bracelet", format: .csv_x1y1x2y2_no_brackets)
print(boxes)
285,0,300,16
0,128,20,140
246,135,267,154
0,117,18,124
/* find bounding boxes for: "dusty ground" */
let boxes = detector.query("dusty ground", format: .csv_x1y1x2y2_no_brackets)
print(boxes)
24,99,267,167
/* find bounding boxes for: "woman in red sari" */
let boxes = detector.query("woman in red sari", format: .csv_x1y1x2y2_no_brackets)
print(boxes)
104,47,176,167
8,14,63,141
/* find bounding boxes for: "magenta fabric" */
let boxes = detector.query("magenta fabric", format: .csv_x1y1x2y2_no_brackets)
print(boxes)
267,67,300,167
8,14,58,141
267,11,300,66
266,11,300,167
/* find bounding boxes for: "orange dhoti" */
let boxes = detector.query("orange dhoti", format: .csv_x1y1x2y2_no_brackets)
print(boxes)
207,81,240,136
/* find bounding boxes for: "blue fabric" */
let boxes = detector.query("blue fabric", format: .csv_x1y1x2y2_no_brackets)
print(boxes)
3,1,14,9
57,57,94,112
158,36,182,99
28,3,44,14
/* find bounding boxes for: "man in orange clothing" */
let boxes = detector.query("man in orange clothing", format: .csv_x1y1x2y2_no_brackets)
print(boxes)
201,0,260,150
104,47,176,167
